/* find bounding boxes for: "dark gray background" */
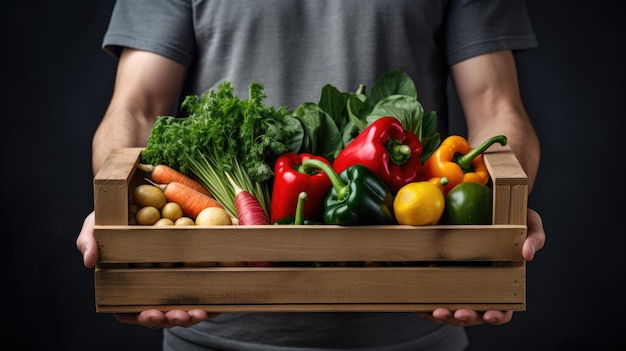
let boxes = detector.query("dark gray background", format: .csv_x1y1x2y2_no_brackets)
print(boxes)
2,1,623,350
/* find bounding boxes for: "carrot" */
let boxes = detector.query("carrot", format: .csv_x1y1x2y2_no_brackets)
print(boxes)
224,172,274,267
138,163,211,197
154,181,224,219
224,172,269,225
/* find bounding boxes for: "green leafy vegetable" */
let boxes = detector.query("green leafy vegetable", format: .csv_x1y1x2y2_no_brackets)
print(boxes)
293,68,440,163
290,102,342,162
141,81,303,217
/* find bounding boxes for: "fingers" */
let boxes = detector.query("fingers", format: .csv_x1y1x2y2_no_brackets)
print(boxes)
114,310,219,329
481,310,513,325
416,308,514,327
76,211,98,268
114,310,165,328
523,208,546,261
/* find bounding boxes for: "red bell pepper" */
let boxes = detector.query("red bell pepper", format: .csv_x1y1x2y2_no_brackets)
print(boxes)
333,116,422,192
270,152,332,223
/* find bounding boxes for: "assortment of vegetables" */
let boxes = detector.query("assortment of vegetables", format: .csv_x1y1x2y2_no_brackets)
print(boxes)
132,68,504,228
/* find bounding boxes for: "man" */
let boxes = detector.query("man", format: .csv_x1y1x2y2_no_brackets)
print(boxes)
77,1,545,349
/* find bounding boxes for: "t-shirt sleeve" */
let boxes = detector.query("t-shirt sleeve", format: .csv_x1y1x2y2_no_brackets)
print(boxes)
445,0,538,65
102,0,195,66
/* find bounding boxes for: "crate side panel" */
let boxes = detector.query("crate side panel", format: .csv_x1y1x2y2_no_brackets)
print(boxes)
94,148,143,225
483,145,528,186
95,266,525,307
94,225,526,263
509,184,528,225
484,145,528,226
492,184,512,225
94,148,143,182
93,187,129,225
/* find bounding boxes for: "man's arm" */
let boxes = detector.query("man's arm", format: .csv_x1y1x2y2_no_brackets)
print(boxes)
451,50,540,190
92,48,187,174
81,48,187,269
453,49,545,262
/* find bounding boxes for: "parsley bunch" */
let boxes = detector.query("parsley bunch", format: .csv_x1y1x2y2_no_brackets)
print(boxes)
141,81,303,217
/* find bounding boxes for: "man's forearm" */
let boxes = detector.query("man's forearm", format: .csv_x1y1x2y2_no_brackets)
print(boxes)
468,110,540,191
91,106,155,175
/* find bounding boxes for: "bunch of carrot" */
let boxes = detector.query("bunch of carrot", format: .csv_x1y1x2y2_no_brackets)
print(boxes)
140,163,272,231
139,163,224,219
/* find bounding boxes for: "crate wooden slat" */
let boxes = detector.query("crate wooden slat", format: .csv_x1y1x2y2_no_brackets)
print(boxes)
95,266,525,313
94,225,525,263
93,145,528,313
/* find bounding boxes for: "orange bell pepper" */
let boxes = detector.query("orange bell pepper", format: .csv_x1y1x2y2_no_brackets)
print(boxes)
420,135,507,194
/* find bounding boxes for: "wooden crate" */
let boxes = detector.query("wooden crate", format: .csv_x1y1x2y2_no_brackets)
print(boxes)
93,146,528,313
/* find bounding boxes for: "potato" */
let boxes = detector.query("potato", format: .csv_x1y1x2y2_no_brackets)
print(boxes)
161,202,183,221
133,184,166,209
174,217,195,226
135,206,161,225
195,207,232,225
154,218,175,226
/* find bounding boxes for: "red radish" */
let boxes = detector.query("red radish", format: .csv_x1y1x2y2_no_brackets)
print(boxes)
224,172,269,225
138,163,212,197
224,172,275,267
153,180,224,219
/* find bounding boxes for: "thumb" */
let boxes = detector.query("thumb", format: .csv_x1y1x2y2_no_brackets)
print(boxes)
76,211,98,268
522,208,545,261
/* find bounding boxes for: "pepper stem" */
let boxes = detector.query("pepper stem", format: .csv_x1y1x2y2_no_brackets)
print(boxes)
294,192,308,225
387,139,412,165
454,135,508,171
301,159,349,201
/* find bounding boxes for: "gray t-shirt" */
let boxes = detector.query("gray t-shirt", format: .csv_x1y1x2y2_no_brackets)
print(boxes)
102,1,537,350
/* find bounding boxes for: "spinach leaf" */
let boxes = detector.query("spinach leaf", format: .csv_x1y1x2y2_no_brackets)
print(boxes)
366,94,424,135
291,103,342,162
318,84,349,131
419,110,440,163
366,68,418,111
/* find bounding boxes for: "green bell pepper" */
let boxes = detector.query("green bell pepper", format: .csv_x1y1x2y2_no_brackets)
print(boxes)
300,159,395,225
440,181,493,225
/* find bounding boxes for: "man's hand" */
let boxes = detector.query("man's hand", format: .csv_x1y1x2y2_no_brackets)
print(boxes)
417,208,546,326
76,211,219,328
